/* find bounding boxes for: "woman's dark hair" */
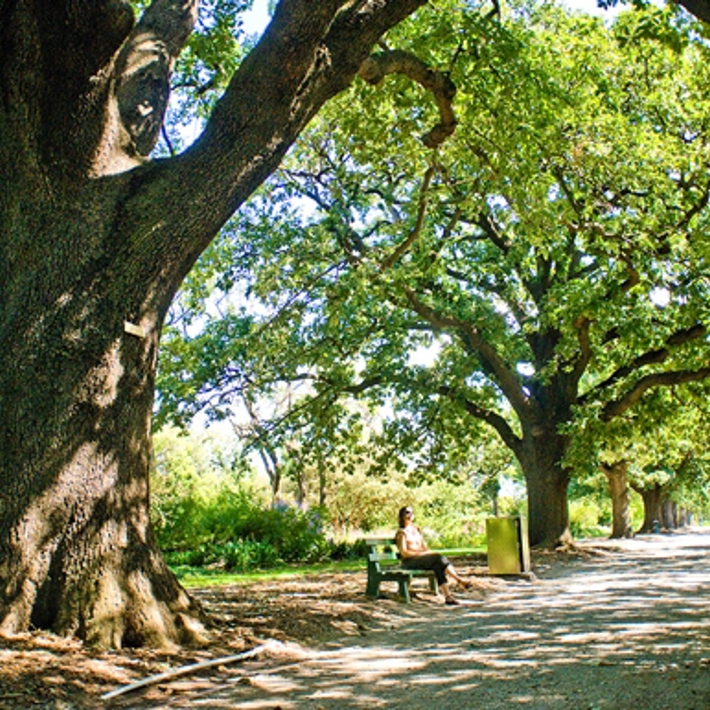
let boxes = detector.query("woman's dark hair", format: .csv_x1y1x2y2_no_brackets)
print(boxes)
398,506,413,528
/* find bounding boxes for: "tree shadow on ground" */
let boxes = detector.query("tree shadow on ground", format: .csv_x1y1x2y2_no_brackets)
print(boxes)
1,532,709,708
179,532,710,709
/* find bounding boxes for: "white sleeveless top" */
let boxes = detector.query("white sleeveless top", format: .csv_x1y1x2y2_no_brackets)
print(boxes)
396,524,426,554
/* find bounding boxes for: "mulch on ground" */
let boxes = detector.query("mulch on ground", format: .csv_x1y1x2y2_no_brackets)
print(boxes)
0,550,591,708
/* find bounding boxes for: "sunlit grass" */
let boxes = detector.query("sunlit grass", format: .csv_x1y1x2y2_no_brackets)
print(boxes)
174,558,367,588
172,546,485,588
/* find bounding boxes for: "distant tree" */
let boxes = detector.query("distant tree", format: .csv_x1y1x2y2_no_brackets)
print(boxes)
583,382,710,536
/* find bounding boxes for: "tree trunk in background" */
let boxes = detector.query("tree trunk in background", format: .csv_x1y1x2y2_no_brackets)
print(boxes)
257,448,283,504
603,462,633,539
295,467,307,507
661,499,678,530
318,460,327,508
634,484,664,533
519,429,572,548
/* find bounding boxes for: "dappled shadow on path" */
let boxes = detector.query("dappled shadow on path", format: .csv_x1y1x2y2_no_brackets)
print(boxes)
181,531,710,709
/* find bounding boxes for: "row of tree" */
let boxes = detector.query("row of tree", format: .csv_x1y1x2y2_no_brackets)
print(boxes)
158,0,710,547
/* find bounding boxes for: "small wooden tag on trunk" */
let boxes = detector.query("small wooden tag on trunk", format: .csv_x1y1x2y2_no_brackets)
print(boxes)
123,321,146,338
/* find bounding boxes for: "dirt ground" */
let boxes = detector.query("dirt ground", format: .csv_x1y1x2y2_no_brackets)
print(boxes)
1,531,709,709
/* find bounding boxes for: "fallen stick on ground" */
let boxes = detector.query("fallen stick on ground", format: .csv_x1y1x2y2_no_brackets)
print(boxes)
101,641,280,701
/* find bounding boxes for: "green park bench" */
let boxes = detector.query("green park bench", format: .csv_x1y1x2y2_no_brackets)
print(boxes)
364,536,439,603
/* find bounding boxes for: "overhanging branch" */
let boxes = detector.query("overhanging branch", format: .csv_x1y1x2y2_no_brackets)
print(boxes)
437,384,523,457
358,49,457,148
138,0,430,275
403,288,532,417
602,367,710,420
380,164,436,270
580,324,707,405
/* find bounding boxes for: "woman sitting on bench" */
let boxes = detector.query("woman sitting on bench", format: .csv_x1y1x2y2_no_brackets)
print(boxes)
395,506,472,606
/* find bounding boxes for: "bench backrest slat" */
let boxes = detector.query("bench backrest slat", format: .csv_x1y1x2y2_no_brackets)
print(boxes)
364,536,397,546
365,537,401,573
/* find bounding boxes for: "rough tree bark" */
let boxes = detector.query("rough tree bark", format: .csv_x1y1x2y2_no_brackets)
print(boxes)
633,483,665,533
677,0,710,24
0,0,428,649
517,425,572,548
602,461,634,539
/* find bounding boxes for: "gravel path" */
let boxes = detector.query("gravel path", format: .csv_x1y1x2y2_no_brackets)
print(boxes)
185,530,710,709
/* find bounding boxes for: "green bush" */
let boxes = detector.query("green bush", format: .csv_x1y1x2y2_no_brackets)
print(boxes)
164,546,211,567
233,505,332,563
569,498,608,539
330,537,369,560
155,477,334,569
218,539,280,571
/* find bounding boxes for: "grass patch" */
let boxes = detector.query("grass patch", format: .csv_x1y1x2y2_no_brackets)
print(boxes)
171,546,485,589
173,558,367,588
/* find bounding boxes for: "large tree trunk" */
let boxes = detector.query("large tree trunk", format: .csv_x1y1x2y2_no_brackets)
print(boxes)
519,429,572,548
0,274,205,648
0,0,428,648
603,461,633,539
634,483,664,533
0,0,204,650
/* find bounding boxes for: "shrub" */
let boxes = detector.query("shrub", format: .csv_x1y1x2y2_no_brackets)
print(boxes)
218,539,280,571
233,505,332,563
569,498,607,539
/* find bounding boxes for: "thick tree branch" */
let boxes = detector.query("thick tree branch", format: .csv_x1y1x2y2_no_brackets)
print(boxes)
0,1,136,177
602,367,710,420
437,384,523,457
358,49,457,148
476,211,510,254
580,324,707,405
380,164,436,270
676,0,710,24
402,287,533,418
134,0,430,288
112,0,199,162
570,316,592,384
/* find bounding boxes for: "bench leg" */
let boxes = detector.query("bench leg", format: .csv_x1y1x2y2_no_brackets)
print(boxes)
398,578,411,603
428,576,439,594
366,577,381,598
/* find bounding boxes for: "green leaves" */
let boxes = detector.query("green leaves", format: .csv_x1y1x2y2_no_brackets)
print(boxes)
156,0,710,498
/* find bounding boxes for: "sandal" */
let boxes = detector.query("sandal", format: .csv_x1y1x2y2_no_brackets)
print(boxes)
445,597,461,606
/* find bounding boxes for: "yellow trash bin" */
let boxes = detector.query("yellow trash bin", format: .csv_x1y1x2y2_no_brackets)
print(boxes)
486,516,531,575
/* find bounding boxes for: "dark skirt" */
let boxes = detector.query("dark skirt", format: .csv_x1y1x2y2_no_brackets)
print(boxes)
401,553,451,585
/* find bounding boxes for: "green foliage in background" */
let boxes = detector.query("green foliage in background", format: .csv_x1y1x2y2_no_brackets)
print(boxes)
152,425,495,570
154,0,710,547
152,427,335,569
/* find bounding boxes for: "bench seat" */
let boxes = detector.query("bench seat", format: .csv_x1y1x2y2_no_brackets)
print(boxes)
363,536,439,603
